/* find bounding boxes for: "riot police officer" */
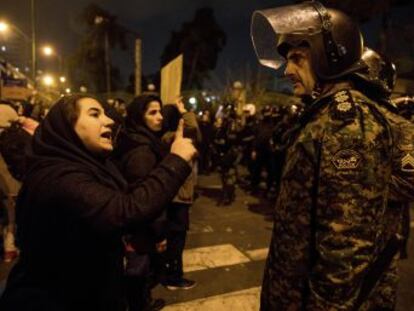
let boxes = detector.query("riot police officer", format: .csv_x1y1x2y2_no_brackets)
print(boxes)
251,2,404,309
393,95,414,259
212,104,239,205
352,48,414,202
351,48,414,306
250,105,277,196
238,106,257,186
269,105,301,196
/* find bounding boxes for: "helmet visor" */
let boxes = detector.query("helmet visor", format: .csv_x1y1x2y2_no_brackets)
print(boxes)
251,2,323,70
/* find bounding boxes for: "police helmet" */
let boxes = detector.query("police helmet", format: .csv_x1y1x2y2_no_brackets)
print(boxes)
353,48,396,97
251,1,364,79
261,104,272,117
393,96,414,121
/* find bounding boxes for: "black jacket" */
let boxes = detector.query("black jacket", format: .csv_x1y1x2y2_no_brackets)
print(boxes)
0,97,190,311
115,125,169,252
0,123,32,181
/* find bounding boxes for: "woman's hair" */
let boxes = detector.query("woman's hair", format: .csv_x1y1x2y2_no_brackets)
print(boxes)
125,94,162,129
58,94,101,126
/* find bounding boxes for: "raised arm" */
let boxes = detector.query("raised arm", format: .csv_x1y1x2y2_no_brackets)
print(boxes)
56,154,190,236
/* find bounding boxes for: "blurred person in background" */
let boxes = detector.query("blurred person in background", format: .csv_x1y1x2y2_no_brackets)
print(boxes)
0,102,39,263
160,98,201,290
198,110,213,175
212,104,239,205
393,95,414,259
352,49,414,263
0,103,21,263
250,105,278,198
114,94,170,311
238,105,257,188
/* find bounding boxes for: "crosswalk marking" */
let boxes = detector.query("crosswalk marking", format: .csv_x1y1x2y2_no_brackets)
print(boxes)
163,287,261,311
188,223,214,234
245,248,268,261
183,244,251,273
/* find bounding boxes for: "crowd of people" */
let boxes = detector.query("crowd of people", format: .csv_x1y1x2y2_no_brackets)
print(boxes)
196,101,303,205
0,1,413,310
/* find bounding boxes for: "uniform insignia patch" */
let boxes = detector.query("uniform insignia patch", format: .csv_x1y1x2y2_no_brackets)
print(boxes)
401,153,414,173
332,149,361,170
337,101,352,112
334,92,349,103
330,90,356,121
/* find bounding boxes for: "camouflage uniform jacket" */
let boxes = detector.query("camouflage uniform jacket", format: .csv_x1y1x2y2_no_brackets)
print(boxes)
261,87,398,310
374,98,414,267
373,99,414,202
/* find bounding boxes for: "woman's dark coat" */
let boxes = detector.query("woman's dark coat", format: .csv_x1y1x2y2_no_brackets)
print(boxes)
0,97,190,311
115,107,170,252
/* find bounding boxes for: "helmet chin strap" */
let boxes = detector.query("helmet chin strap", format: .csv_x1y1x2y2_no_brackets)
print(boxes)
311,1,342,73
311,82,322,100
299,83,322,105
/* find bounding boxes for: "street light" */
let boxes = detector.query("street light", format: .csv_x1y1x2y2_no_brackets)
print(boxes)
42,74,55,87
41,44,63,73
0,20,30,42
0,20,35,82
42,45,54,56
0,22,10,32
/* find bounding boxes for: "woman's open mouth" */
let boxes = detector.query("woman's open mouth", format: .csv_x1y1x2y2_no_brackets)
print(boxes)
100,131,112,141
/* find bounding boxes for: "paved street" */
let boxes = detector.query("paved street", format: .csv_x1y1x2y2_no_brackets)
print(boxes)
1,171,414,310
153,173,272,310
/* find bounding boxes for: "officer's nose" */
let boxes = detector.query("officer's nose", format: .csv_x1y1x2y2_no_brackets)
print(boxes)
284,62,293,77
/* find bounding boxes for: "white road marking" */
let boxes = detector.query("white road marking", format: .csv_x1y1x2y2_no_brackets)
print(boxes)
183,244,251,273
163,287,261,311
245,248,268,261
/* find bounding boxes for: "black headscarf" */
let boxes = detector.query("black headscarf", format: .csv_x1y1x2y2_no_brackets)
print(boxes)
26,94,127,190
162,104,197,140
120,95,168,161
162,104,181,132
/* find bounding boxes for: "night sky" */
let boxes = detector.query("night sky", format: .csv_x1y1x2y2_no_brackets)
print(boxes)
1,0,413,88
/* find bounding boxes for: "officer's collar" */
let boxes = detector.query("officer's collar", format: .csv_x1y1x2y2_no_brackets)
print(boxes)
318,81,354,101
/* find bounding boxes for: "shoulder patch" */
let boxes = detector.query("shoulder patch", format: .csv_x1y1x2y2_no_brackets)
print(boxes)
396,123,414,151
401,152,414,173
329,90,357,121
332,149,361,170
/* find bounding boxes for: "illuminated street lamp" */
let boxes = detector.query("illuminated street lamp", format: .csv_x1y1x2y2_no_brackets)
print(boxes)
41,44,64,73
42,45,54,56
0,20,35,81
42,74,55,87
59,76,66,83
0,21,10,32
